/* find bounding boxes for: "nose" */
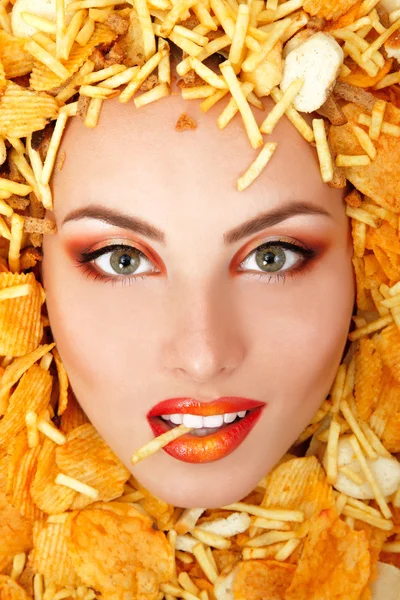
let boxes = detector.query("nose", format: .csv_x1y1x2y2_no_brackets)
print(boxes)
160,278,246,384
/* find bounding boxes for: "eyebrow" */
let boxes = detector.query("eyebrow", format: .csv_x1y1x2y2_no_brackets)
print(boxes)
61,203,332,246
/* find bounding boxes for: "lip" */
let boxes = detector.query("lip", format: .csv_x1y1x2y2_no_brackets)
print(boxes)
147,397,265,417
147,397,266,464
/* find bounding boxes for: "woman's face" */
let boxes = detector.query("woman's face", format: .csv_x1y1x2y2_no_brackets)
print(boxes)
42,92,354,508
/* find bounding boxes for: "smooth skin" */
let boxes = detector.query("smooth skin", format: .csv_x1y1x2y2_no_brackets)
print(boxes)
42,86,355,508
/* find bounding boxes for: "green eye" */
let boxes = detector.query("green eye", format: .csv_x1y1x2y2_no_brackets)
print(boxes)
240,241,309,276
109,248,141,275
92,245,156,277
255,246,286,273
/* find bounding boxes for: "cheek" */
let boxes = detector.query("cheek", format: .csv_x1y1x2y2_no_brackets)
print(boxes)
245,242,354,417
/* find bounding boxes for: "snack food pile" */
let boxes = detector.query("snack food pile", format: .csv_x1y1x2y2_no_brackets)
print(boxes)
0,0,400,598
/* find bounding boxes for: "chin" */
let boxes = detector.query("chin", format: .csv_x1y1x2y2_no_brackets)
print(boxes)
133,466,263,509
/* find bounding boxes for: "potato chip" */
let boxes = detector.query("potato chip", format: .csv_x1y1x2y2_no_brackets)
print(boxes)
354,338,382,421
374,323,400,385
55,423,130,506
381,412,400,453
340,59,393,89
0,343,55,415
0,490,32,573
261,457,335,520
30,23,117,92
0,576,29,600
52,348,69,416
329,102,400,212
0,272,44,358
368,222,400,255
31,520,82,587
285,509,370,600
135,480,176,530
303,0,359,21
65,502,174,600
60,392,89,435
31,439,76,514
0,82,59,139
233,560,295,600
0,364,52,447
0,31,33,78
11,443,43,521
355,521,390,591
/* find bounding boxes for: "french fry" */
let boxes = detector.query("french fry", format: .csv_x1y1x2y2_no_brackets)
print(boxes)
237,141,277,191
76,16,96,45
229,2,249,66
21,12,57,34
134,82,170,107
260,79,304,134
119,48,167,103
134,0,156,60
313,119,334,183
219,60,263,149
369,99,386,140
348,435,392,519
24,40,69,79
270,87,314,142
84,97,103,127
352,124,376,159
336,154,371,167
131,424,192,465
55,473,99,498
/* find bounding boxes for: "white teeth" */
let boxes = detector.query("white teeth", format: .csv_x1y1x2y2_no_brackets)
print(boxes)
203,414,224,428
182,414,204,429
170,414,183,425
160,411,249,428
224,412,237,424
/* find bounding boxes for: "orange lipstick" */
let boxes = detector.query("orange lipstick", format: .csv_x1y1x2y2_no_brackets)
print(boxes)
147,397,266,463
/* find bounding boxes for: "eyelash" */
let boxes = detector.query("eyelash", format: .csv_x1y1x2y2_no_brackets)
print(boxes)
76,240,316,286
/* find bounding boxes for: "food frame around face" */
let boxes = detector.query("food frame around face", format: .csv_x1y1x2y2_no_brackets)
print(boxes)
0,0,399,598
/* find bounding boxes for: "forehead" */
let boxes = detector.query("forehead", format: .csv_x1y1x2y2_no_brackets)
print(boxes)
52,93,345,222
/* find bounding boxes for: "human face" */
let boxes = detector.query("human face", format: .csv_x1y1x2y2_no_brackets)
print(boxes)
42,92,354,508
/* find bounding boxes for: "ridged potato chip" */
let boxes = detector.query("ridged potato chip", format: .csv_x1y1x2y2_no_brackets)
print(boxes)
0,343,55,416
0,489,32,573
0,82,59,139
370,366,400,439
285,509,370,600
329,103,400,212
303,0,360,21
65,502,174,600
0,575,29,600
31,520,82,587
355,522,390,593
134,480,175,530
52,348,69,416
0,364,52,447
354,338,382,421
60,392,89,435
11,443,43,520
0,31,33,78
30,24,117,92
261,457,335,520
31,439,76,514
374,324,400,385
55,424,130,506
233,560,295,600
367,223,400,256
382,412,400,453
0,272,44,357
